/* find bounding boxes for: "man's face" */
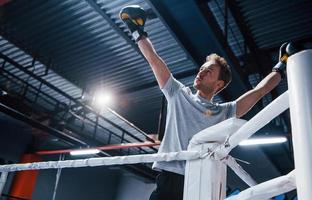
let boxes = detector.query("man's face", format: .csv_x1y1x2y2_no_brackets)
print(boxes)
193,61,224,94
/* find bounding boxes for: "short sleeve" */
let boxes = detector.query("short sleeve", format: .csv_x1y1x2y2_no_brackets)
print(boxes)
219,101,237,119
161,74,184,100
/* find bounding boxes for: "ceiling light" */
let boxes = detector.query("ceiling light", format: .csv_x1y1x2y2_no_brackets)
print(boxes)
94,92,113,107
70,149,100,156
239,137,287,146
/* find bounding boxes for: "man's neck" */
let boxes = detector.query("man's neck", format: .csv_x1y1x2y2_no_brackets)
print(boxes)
196,90,214,101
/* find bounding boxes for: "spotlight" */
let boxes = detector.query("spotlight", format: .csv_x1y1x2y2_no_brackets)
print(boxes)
94,92,113,107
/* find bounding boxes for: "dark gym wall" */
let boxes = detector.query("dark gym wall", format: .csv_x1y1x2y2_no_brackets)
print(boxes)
115,172,155,200
33,164,156,200
0,113,33,196
0,113,33,162
33,166,120,200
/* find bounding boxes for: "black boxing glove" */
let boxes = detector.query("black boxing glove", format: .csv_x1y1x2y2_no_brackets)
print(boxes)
286,42,304,56
272,42,289,78
272,42,304,78
119,5,148,42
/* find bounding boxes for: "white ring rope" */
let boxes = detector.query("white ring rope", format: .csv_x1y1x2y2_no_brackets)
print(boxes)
225,170,296,200
0,151,202,173
220,91,289,157
225,156,257,187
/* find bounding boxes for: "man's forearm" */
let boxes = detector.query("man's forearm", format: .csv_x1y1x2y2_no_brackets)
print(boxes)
138,37,170,88
236,72,282,117
255,71,281,96
138,37,168,68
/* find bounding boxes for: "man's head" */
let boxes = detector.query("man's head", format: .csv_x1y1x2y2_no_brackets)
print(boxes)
193,53,232,96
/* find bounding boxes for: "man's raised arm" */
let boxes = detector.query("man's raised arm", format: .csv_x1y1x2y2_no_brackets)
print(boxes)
236,42,301,118
138,38,170,88
120,5,170,88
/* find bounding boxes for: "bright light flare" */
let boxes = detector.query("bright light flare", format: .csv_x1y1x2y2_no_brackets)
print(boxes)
70,149,100,156
239,137,287,146
94,92,113,107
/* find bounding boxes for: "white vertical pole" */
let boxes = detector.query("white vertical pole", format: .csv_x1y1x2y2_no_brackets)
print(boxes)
0,172,8,196
52,154,64,200
287,50,312,200
184,144,226,200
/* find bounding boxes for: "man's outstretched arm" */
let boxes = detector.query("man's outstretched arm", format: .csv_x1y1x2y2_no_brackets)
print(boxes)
236,42,293,118
138,37,170,88
236,72,281,118
120,5,170,88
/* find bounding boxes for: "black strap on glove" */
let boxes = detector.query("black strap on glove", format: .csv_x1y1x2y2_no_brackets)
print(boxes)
119,5,148,42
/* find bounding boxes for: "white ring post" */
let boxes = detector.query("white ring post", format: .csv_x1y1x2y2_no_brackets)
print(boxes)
287,50,312,200
184,144,226,200
184,118,246,200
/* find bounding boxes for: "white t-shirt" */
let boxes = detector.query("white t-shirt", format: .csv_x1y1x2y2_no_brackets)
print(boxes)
153,74,236,175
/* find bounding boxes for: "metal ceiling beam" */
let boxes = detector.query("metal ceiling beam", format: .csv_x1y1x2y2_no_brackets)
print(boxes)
227,0,271,75
24,0,158,144
263,36,312,53
196,0,247,79
0,53,155,144
87,0,204,97
0,101,88,147
226,0,282,106
226,1,291,128
145,0,203,65
84,0,142,56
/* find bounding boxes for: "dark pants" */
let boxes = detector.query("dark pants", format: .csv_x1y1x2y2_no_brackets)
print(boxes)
149,171,184,200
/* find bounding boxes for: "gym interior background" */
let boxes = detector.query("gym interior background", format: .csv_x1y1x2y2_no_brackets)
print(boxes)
0,0,311,199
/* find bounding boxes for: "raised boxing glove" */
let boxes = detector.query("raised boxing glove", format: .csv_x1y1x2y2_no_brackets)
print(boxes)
272,42,289,78
120,5,147,42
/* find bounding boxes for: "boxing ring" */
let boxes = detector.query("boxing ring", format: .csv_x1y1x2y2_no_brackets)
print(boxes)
0,50,311,200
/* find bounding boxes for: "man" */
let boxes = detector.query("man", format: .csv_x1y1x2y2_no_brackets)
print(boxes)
120,5,288,200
